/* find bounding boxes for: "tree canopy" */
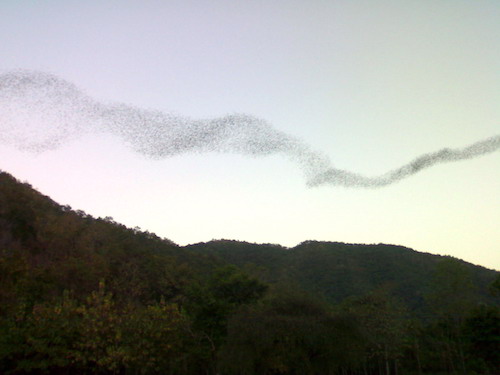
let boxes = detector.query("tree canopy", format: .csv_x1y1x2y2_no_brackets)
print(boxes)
0,170,498,374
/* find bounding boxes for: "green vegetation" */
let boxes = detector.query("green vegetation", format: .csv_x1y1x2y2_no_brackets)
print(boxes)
0,170,498,374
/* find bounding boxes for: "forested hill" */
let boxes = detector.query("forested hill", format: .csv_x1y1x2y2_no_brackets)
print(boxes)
1,169,496,309
0,170,222,306
1,169,499,375
186,240,497,311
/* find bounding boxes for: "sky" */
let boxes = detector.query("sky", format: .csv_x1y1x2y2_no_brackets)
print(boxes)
0,0,499,269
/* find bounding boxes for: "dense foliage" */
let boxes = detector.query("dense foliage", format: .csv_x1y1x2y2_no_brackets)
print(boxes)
0,171,498,374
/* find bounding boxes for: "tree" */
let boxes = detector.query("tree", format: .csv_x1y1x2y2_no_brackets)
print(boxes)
184,265,268,373
463,305,500,374
220,287,364,375
0,291,83,374
423,258,475,374
340,288,409,375
489,274,500,297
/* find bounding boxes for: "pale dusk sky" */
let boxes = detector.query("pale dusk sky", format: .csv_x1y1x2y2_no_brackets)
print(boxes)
0,1,498,269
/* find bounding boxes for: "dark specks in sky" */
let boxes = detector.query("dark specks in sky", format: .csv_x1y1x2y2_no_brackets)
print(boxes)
1,70,498,188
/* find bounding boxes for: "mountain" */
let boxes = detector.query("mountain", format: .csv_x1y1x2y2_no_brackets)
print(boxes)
1,169,496,307
187,239,497,311
0,168,497,309
1,169,499,375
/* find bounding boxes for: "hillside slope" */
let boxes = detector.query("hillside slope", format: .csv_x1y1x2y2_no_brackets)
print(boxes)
187,239,497,311
1,169,497,310
1,169,499,374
